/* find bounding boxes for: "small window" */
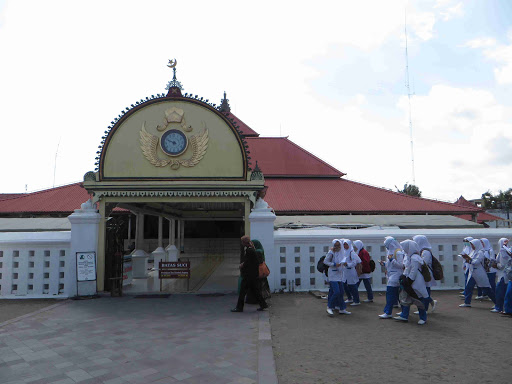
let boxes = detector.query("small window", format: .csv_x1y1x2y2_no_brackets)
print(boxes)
28,284,33,290
60,250,66,256
29,250,35,257
367,246,372,253
380,246,386,253
280,267,286,274
0,251,3,257
309,246,315,253
453,265,458,272
323,246,329,253
59,272,64,278
381,277,387,285
310,278,315,286
295,278,301,286
59,283,64,290
60,261,65,267
44,273,50,278
309,256,315,263
12,273,18,279
44,250,50,257
381,266,386,273
43,284,49,290
281,279,286,286
13,250,19,257
13,262,19,268
310,266,315,274
29,273,34,279
294,247,300,253
45,261,50,268
29,261,35,268
280,247,286,254
381,256,386,261
452,255,458,261
452,245,458,252
454,276,459,284
280,257,286,263
295,257,300,263
0,262,2,268
295,266,301,274
439,255,444,262
441,278,445,284
12,284,17,291
0,273,2,279
438,245,444,252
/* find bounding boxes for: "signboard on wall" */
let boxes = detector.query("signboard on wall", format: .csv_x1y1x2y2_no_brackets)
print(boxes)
76,252,97,282
159,261,190,279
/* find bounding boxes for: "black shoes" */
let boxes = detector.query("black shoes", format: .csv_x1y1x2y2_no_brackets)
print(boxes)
257,304,269,311
231,308,243,312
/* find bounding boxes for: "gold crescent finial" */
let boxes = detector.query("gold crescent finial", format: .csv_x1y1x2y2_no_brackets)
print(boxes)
167,59,177,68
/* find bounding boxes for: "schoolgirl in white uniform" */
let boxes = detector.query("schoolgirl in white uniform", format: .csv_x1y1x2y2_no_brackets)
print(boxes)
394,240,429,325
378,236,404,319
413,235,438,312
493,238,511,313
342,239,362,306
459,237,473,297
460,239,496,307
323,239,351,316
481,238,497,299
353,240,374,302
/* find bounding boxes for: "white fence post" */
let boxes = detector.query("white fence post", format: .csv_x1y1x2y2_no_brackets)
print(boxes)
67,200,101,297
249,198,277,291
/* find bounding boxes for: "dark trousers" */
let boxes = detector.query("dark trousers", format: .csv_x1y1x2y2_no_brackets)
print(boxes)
236,277,266,309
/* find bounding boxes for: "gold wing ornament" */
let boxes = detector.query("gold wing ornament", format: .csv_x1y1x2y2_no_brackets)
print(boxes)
139,122,208,169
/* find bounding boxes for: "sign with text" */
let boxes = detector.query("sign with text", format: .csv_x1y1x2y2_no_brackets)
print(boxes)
159,261,190,279
76,252,97,282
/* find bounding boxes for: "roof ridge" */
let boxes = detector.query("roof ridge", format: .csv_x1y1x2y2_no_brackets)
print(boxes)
0,182,83,203
342,178,481,212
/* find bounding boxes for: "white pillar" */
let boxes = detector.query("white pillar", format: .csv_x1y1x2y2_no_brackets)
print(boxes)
165,219,178,261
249,198,276,291
67,200,101,297
152,216,167,271
132,213,148,278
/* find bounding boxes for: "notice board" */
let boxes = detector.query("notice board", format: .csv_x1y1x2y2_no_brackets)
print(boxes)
76,252,97,282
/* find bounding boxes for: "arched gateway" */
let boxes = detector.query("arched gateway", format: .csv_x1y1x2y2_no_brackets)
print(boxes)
83,63,265,293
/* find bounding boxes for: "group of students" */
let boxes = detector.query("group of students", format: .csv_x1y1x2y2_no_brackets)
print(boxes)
323,235,512,325
458,237,512,314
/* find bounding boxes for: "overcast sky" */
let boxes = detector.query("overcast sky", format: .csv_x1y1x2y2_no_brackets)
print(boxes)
1,0,511,202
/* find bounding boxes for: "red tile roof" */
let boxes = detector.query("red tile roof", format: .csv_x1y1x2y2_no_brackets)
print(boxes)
263,178,480,214
456,212,505,224
0,183,89,214
455,196,478,208
0,194,28,201
247,137,344,178
226,112,259,137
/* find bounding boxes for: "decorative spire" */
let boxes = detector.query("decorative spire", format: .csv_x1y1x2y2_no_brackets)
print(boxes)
219,91,231,113
165,59,183,97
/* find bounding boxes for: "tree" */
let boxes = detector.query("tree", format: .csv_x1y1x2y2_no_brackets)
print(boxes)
481,188,512,209
396,183,422,197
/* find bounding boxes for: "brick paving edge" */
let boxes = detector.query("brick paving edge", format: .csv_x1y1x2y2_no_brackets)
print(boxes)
0,299,70,328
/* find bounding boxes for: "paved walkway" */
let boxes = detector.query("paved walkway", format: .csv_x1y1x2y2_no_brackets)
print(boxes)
0,295,277,384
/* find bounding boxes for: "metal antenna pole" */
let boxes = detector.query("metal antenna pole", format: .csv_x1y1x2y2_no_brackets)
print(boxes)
53,138,61,188
405,10,416,185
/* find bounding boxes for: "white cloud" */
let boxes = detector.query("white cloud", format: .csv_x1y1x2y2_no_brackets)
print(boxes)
440,2,464,21
465,30,512,85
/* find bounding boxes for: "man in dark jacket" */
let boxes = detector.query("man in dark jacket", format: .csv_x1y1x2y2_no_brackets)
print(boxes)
231,236,268,312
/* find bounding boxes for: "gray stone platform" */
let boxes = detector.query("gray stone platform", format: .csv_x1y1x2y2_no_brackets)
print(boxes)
0,295,277,384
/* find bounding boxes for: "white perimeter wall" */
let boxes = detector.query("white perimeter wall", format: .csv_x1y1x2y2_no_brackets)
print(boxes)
269,227,512,293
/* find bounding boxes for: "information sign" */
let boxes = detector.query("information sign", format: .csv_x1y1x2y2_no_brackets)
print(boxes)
159,261,190,279
76,252,97,282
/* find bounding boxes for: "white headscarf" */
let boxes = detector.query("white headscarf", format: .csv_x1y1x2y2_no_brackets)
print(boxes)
353,240,364,253
400,239,420,258
470,238,483,256
462,237,474,255
499,238,510,251
384,236,401,255
481,238,494,257
343,239,353,257
413,235,432,251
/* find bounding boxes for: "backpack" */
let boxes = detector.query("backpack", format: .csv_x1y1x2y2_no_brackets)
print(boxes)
421,249,444,281
359,249,372,274
419,263,432,282
317,255,328,275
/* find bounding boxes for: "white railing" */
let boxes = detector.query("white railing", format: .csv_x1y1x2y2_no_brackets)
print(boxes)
271,227,512,293
0,232,70,298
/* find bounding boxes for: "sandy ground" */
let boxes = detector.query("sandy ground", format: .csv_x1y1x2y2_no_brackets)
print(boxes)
268,290,512,384
0,299,62,323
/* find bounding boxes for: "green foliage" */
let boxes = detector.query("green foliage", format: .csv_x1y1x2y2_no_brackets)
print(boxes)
396,183,422,197
481,188,512,209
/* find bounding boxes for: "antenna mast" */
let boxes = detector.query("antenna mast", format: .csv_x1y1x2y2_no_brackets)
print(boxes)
405,11,416,185
53,138,61,188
